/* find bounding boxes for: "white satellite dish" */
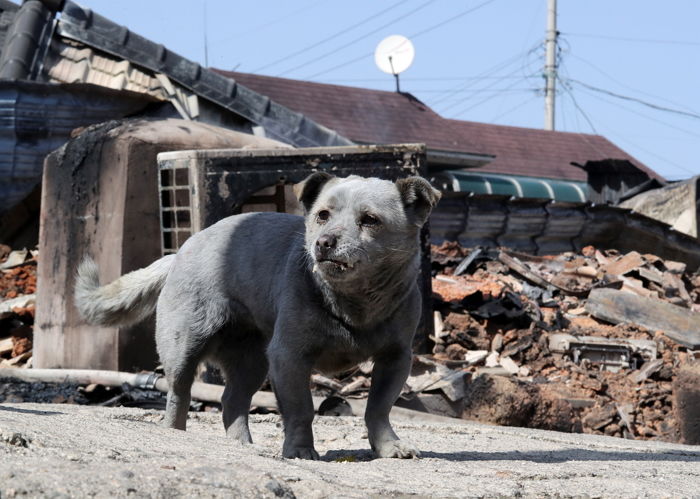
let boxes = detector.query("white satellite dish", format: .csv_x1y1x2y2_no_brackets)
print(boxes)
374,35,414,92
375,35,415,75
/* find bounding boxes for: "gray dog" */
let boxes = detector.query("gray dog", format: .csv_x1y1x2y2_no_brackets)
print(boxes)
75,172,441,459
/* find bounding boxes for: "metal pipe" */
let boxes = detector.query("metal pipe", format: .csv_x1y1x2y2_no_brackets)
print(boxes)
0,368,465,424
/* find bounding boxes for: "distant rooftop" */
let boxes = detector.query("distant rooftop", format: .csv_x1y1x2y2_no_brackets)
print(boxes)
214,70,661,182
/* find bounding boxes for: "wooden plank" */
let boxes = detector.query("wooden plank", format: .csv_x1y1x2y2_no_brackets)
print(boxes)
585,288,700,349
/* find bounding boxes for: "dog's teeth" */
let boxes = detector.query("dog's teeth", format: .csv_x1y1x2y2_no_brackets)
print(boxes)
312,263,319,273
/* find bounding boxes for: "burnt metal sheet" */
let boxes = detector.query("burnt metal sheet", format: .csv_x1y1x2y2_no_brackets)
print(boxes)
619,176,699,238
574,159,662,204
0,80,157,211
586,288,700,349
55,1,353,149
430,192,700,270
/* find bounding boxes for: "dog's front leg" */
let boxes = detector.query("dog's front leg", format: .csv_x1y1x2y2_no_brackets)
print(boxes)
365,347,420,458
267,343,319,460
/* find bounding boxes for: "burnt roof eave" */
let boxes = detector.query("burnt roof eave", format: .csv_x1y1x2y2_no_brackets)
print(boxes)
426,148,495,169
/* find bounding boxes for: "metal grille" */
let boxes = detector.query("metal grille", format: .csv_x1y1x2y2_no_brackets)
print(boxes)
158,163,193,254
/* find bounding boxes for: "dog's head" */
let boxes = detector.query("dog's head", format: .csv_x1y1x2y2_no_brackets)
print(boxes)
294,173,441,282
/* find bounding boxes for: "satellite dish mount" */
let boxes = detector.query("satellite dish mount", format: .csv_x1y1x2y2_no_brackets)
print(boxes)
375,35,415,93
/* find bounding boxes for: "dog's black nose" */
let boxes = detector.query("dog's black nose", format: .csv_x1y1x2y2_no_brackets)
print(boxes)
315,234,337,259
316,234,337,250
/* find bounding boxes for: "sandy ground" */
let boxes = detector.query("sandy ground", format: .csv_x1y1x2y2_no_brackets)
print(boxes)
1,403,699,498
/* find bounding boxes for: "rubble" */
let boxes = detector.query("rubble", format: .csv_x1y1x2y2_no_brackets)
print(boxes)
421,241,699,443
2,241,699,445
0,247,36,368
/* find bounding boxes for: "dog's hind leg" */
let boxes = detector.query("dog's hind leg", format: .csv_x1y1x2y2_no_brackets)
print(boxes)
214,333,269,444
157,289,230,431
162,360,198,430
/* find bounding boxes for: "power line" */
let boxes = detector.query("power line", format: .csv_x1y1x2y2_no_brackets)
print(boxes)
278,0,435,77
566,78,700,121
572,83,700,140
562,32,700,47
431,41,543,113
557,55,696,178
251,0,410,74
303,0,501,80
447,74,537,118
489,94,539,122
428,54,525,107
316,75,540,83
407,0,499,39
428,42,541,109
211,0,326,46
418,87,537,94
563,51,700,117
557,77,597,134
603,127,699,178
557,80,656,169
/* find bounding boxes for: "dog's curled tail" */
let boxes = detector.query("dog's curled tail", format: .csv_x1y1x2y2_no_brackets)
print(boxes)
74,255,176,327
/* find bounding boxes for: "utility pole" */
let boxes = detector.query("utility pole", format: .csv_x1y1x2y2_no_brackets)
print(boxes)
544,0,557,130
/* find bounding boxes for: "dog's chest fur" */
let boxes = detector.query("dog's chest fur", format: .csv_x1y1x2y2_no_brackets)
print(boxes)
311,313,399,373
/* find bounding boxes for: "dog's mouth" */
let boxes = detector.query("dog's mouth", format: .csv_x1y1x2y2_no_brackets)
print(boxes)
316,258,355,273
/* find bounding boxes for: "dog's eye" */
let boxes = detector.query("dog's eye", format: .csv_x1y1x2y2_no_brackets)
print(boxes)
317,210,330,223
360,214,380,227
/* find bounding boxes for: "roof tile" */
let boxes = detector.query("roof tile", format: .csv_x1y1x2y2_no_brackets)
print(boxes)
213,70,660,182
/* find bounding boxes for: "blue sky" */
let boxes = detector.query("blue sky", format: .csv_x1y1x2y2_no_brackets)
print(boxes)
75,0,699,181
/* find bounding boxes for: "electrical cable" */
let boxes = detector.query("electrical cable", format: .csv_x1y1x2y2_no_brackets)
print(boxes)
564,51,700,116
406,0,499,39
557,77,598,134
418,87,536,95
567,78,700,121
565,77,700,177
250,0,410,73
428,42,541,109
303,0,501,80
562,32,700,47
319,75,540,83
434,41,543,114
570,81,700,140
211,0,326,45
447,74,537,118
277,0,436,77
488,94,539,122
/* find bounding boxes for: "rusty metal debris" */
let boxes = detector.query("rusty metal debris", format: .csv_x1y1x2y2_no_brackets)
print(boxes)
548,333,656,373
0,247,36,368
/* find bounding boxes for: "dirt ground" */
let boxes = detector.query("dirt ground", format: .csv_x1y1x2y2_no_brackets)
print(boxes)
1,403,698,498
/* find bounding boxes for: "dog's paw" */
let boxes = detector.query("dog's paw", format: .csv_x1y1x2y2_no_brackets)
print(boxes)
226,425,253,445
373,440,420,459
282,446,320,460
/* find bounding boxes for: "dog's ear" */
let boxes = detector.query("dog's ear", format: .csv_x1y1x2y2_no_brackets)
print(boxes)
395,176,442,227
293,171,334,213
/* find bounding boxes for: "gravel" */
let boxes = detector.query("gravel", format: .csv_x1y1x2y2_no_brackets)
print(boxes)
1,403,699,498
